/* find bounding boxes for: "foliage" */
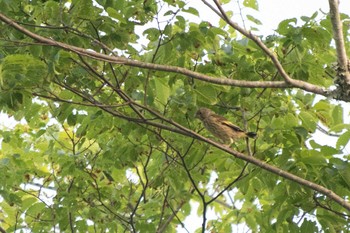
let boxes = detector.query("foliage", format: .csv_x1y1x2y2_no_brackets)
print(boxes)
0,0,350,232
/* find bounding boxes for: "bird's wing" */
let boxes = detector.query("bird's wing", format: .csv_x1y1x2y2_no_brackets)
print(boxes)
212,113,229,122
212,113,245,132
221,120,244,132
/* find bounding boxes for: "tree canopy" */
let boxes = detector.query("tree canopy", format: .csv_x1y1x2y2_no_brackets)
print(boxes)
1,0,350,232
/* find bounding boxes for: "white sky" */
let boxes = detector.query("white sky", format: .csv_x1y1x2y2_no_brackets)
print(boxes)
192,0,350,35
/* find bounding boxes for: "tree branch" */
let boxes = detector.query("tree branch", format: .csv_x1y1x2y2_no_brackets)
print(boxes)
137,103,350,212
328,0,350,84
0,12,328,94
180,127,350,212
206,0,329,95
37,83,350,213
0,226,6,233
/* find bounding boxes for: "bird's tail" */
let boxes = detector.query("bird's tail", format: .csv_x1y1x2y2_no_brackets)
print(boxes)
246,132,257,139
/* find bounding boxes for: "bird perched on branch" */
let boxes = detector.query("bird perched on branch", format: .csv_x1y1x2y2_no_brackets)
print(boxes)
195,108,257,146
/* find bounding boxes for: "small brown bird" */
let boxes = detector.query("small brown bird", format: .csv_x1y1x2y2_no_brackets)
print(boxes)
196,108,257,146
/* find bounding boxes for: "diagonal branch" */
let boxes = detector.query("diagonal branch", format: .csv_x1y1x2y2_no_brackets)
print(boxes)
0,12,327,94
50,82,350,213
43,80,350,213
166,119,350,213
206,0,329,95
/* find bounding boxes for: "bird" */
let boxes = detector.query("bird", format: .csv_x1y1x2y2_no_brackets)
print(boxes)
195,107,257,146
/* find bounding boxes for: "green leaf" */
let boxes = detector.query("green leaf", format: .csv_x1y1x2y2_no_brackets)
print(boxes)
106,7,127,23
194,84,218,105
284,113,299,128
270,116,285,129
320,145,339,157
183,7,199,17
299,111,316,132
22,197,38,211
1,54,47,89
336,130,350,149
300,149,327,166
330,123,350,133
67,113,77,126
220,0,231,4
243,0,259,10
277,18,297,34
332,105,343,126
338,169,350,189
247,15,262,25
143,28,160,41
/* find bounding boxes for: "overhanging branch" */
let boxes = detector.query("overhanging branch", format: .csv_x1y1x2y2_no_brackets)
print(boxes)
0,13,328,94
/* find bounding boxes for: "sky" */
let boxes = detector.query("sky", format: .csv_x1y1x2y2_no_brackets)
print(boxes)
191,0,350,35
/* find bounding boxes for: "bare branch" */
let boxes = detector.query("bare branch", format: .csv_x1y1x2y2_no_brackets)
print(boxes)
35,83,350,213
206,0,328,95
0,12,328,94
316,124,341,137
201,0,224,18
313,193,350,218
329,0,350,84
207,163,249,205
0,226,6,233
124,97,350,212
157,200,188,233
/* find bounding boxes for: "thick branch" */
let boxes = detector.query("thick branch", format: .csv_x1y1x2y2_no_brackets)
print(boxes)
328,0,350,84
39,89,350,212
172,122,350,212
0,13,327,94
120,99,350,212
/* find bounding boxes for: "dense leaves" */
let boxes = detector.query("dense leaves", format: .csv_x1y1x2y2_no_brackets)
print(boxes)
0,0,350,232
